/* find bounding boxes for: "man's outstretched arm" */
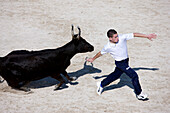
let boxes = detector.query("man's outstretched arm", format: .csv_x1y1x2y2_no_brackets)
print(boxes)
133,33,157,41
86,52,102,63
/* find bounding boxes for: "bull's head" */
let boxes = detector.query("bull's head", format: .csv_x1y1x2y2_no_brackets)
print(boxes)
71,25,94,53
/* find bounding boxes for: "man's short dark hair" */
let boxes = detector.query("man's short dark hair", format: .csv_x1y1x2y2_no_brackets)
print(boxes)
107,29,117,38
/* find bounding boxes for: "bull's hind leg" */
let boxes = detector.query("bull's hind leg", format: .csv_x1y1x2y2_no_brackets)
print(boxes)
6,80,30,92
51,74,65,90
4,70,31,92
5,76,30,92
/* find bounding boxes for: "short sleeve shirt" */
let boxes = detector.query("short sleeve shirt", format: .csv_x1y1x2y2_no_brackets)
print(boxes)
101,33,134,61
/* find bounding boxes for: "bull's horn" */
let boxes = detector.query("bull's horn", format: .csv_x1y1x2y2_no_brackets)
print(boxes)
77,26,81,39
71,24,74,38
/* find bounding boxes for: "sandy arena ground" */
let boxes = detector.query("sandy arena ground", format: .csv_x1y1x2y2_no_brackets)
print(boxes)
0,0,170,113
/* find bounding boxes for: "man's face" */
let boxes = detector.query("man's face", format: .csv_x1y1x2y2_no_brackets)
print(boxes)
109,34,119,43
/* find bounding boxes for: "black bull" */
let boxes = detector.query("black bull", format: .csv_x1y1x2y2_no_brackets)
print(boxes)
0,25,94,91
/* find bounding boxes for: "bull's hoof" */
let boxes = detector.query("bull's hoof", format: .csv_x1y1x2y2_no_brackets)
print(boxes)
54,86,59,91
20,87,31,92
69,77,77,81
54,85,60,91
54,84,68,91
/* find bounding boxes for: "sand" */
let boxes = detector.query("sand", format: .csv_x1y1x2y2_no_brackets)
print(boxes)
0,0,170,113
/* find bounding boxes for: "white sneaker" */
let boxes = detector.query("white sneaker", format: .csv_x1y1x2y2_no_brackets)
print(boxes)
97,82,103,95
137,92,148,100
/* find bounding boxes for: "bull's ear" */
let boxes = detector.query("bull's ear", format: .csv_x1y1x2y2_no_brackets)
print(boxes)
71,24,74,39
77,26,81,40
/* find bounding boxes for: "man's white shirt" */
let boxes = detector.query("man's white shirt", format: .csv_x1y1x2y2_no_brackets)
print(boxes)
101,33,134,61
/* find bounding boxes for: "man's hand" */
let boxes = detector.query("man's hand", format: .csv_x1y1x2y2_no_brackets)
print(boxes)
86,52,102,63
146,33,157,41
134,33,157,41
86,58,94,63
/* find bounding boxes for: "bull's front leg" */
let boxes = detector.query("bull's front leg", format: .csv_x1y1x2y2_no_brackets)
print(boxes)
51,74,65,90
62,70,77,82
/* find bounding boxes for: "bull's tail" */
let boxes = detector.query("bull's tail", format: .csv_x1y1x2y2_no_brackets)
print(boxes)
0,76,4,83
0,57,5,83
0,57,2,72
0,57,2,64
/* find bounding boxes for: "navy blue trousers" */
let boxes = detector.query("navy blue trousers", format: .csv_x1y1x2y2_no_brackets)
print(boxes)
101,58,142,95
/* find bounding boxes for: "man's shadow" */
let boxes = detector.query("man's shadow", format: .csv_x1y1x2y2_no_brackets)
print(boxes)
27,61,101,90
94,74,134,92
93,67,159,92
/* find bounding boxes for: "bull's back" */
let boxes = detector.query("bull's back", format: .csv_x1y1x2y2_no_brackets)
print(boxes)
1,50,67,81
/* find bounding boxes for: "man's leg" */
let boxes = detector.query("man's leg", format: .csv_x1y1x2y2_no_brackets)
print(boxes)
96,67,123,95
116,59,148,100
101,67,123,88
124,67,148,100
115,59,142,95
124,67,142,95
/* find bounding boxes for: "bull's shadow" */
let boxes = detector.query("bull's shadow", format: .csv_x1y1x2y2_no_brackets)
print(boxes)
68,61,102,78
27,61,101,89
93,67,159,92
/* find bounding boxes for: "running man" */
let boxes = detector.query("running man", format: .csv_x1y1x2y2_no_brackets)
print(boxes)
86,29,157,100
